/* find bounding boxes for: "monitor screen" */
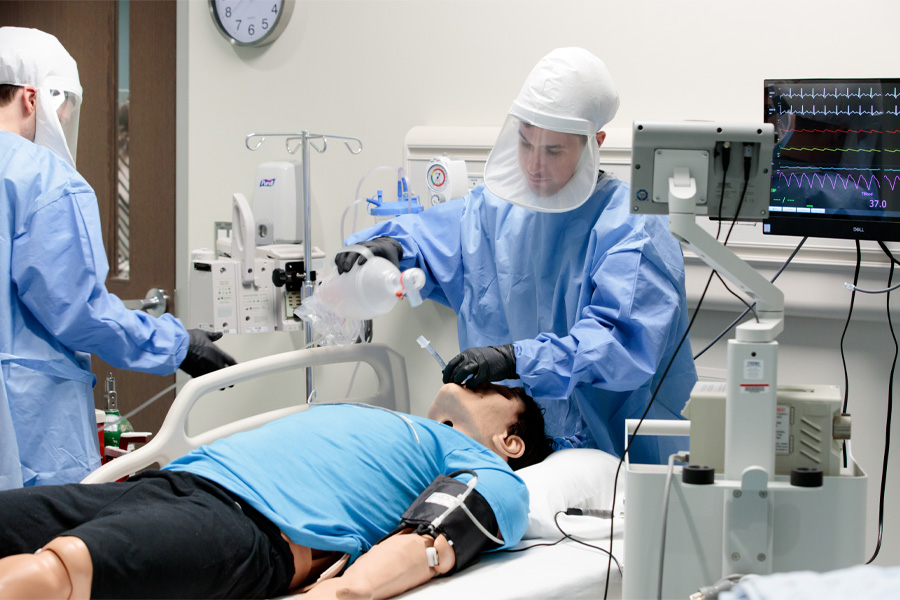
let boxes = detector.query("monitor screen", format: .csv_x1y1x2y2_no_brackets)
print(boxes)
763,78,900,241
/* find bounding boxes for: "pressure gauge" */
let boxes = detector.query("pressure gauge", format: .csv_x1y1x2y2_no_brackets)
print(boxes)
428,164,447,188
425,157,468,206
209,0,294,47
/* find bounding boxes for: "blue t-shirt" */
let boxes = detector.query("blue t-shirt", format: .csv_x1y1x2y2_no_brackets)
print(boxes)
164,404,529,563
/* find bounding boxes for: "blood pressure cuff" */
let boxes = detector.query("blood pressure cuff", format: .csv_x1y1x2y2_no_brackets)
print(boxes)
389,472,501,575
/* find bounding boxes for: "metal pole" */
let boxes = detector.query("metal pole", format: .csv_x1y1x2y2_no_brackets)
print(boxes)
301,132,314,399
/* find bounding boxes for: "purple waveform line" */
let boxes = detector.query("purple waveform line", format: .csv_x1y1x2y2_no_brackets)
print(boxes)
776,172,900,191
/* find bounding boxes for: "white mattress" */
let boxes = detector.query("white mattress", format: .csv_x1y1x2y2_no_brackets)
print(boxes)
396,519,624,600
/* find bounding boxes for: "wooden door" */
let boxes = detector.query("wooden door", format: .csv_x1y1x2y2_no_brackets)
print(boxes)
0,1,178,438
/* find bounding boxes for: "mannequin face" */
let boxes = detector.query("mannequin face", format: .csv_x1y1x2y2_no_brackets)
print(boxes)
427,383,525,460
517,123,587,197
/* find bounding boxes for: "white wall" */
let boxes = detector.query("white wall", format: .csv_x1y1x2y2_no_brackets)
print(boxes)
176,0,900,565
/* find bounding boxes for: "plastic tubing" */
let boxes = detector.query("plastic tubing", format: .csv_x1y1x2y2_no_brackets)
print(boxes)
341,165,404,243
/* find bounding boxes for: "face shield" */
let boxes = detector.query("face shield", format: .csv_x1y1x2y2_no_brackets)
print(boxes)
484,48,619,212
0,27,83,167
36,82,82,166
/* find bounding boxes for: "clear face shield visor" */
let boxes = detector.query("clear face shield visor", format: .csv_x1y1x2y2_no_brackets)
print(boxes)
484,113,599,213
33,85,81,167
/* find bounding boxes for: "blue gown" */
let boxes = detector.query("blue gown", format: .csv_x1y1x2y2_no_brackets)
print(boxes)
347,175,697,464
0,131,189,489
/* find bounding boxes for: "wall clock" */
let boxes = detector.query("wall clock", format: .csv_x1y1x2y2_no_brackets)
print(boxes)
209,0,294,47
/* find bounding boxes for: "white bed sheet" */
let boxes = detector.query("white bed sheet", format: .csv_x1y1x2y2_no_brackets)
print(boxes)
396,520,624,600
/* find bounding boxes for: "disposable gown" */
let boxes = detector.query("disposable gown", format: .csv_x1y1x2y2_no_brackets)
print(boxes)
0,131,189,489
347,175,697,464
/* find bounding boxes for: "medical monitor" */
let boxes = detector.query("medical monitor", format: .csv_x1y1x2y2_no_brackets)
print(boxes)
630,121,775,221
763,78,900,242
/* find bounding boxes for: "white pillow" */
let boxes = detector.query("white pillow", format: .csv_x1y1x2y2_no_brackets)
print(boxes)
516,448,623,539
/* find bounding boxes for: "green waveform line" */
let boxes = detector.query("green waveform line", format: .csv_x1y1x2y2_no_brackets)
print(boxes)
781,147,900,153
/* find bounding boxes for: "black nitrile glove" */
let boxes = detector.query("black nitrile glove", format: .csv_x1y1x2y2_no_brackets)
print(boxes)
334,237,403,274
442,344,518,388
179,329,238,378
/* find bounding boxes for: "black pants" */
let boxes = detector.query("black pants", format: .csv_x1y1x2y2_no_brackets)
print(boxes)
0,470,294,599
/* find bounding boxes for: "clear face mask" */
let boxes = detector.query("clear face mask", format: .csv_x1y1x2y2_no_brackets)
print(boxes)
48,89,75,125
34,86,81,167
484,114,599,213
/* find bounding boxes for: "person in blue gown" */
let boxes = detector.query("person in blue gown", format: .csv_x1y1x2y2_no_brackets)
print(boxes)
0,27,235,489
338,48,697,464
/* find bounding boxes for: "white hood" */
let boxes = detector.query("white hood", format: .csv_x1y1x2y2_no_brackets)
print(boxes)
0,27,83,167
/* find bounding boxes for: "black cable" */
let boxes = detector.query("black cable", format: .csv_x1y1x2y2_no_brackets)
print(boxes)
714,271,759,322
693,237,807,361
840,242,862,419
711,149,757,318
552,511,623,575
500,511,624,577
501,536,566,553
879,241,900,267
714,142,732,241
866,244,898,564
839,243,861,470
705,147,758,331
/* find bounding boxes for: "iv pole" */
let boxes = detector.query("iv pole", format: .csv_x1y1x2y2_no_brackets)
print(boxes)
245,131,363,399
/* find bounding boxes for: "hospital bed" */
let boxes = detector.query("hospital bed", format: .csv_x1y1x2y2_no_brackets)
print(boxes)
84,344,623,599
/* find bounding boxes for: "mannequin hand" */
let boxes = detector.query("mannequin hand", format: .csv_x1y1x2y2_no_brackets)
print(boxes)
442,344,518,387
335,237,403,274
179,329,237,378
302,533,454,600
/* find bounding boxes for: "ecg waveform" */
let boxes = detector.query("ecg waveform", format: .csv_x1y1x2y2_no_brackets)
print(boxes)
768,82,900,117
775,171,900,192
777,86,900,100
772,105,900,117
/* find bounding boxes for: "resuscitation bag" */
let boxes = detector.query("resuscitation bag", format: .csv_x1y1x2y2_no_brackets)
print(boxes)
314,246,425,321
294,245,425,345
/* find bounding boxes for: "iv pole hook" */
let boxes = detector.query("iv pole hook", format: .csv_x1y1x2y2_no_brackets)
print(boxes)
246,132,363,156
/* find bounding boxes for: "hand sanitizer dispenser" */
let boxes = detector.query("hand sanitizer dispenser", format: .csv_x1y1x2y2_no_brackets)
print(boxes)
253,161,304,245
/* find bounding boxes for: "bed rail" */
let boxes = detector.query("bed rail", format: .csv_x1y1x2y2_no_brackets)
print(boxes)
83,344,408,484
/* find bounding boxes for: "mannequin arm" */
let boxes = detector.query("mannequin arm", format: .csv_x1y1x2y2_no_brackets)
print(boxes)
303,531,455,600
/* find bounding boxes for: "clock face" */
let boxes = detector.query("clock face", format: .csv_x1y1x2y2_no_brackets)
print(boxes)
210,0,291,47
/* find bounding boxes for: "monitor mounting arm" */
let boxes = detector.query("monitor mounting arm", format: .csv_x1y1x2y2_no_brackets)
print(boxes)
663,154,783,480
666,161,784,342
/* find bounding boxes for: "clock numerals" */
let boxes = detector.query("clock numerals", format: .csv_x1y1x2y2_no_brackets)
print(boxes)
211,0,291,47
